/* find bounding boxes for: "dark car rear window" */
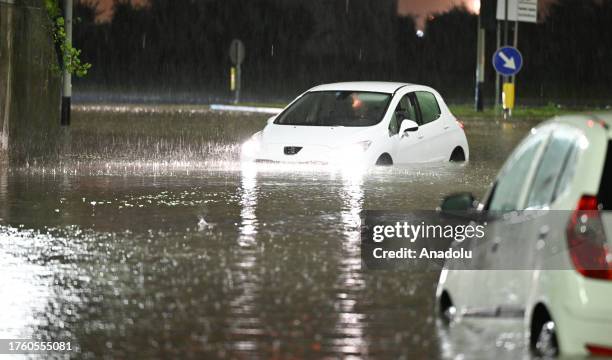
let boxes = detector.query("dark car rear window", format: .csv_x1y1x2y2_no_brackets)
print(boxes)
599,140,612,210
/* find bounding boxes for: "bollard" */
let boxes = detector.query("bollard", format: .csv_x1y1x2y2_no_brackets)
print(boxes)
230,67,236,92
502,83,515,110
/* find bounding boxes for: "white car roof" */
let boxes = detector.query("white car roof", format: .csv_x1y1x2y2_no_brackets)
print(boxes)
594,113,612,137
308,81,414,94
546,112,612,138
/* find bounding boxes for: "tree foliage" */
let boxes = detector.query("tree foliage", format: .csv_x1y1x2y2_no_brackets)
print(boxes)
45,0,92,77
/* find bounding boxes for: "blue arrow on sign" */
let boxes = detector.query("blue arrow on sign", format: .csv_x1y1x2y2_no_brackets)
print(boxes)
493,46,523,77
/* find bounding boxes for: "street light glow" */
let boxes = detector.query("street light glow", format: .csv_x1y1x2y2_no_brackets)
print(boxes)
469,0,481,14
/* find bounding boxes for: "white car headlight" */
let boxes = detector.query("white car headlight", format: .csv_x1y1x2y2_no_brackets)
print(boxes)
241,132,263,157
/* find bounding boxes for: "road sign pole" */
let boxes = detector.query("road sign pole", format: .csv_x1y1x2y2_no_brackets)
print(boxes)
503,0,509,46
495,21,501,109
474,11,485,112
493,46,523,119
512,20,519,84
511,20,519,116
494,0,537,116
235,64,241,104
503,0,510,118
229,39,245,105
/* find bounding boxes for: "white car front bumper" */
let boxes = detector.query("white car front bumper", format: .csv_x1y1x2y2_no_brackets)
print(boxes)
241,142,378,167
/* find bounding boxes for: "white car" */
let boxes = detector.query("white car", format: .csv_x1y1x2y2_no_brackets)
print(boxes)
241,82,469,166
436,114,612,357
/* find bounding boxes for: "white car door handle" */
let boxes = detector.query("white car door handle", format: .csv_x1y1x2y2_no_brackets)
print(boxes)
417,134,424,139
444,125,450,130
538,226,550,240
491,237,501,253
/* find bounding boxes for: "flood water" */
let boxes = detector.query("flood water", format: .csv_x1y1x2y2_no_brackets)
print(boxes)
0,107,539,359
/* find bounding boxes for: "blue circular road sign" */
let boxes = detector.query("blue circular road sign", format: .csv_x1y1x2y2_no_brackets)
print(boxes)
493,46,523,77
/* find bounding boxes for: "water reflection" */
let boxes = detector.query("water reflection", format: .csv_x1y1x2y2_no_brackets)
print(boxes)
333,170,366,355
238,163,259,247
0,109,544,358
0,227,51,339
339,168,365,232
226,163,262,355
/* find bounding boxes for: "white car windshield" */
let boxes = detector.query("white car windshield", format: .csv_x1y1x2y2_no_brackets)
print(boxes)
275,91,391,127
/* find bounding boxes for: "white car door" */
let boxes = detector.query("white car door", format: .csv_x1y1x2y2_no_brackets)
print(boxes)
478,129,550,315
493,128,579,314
460,129,549,316
414,91,450,162
391,93,428,163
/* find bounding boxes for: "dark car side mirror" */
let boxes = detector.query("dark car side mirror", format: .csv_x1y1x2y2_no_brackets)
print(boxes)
440,192,476,212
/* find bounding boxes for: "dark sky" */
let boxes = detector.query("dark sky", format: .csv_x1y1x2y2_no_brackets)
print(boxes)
74,0,612,104
398,0,479,27
87,0,481,26
84,0,563,29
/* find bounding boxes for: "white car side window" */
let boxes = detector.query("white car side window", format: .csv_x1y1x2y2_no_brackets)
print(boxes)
527,130,577,208
488,132,548,212
390,94,418,134
553,140,580,201
415,91,441,125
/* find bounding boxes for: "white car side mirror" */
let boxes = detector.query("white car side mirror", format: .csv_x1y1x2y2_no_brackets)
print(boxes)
267,116,276,126
400,119,419,136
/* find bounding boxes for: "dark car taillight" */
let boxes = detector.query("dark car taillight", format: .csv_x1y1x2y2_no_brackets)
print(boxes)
566,195,612,280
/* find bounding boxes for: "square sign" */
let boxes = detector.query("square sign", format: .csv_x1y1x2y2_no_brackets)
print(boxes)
497,0,538,23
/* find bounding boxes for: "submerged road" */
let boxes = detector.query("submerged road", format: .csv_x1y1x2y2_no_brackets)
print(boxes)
0,107,537,358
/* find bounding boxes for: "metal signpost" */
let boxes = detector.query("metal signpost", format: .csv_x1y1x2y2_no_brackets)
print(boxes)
493,46,523,116
474,13,485,112
229,39,245,104
495,0,537,117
